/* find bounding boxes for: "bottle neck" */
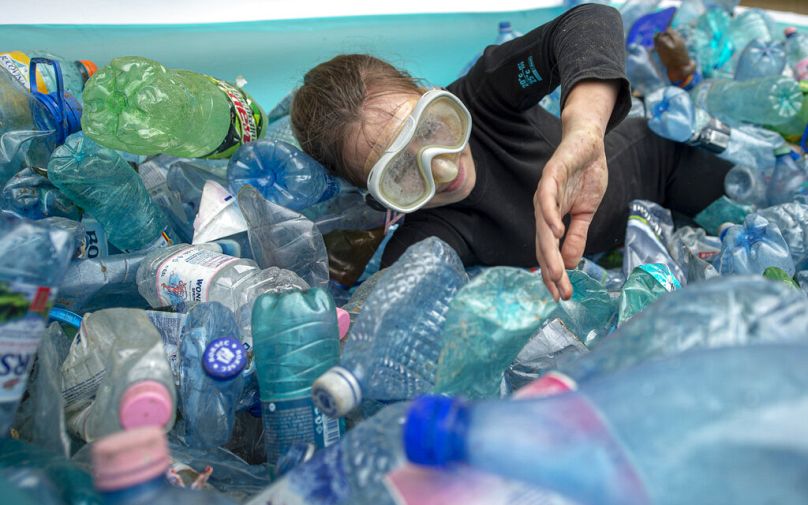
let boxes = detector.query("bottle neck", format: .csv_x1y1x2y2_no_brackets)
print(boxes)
100,474,169,504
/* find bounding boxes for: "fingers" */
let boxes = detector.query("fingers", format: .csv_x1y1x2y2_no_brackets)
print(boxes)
537,165,565,239
534,185,570,302
560,214,593,270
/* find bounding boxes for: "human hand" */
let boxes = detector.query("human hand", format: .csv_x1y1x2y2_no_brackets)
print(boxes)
534,125,608,301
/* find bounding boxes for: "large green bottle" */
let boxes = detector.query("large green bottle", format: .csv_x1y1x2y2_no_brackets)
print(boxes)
81,56,265,159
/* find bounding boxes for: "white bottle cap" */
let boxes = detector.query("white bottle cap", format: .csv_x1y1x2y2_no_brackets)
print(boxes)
312,366,362,418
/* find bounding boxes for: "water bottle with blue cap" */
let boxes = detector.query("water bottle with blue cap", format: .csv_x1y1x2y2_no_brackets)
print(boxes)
717,213,795,276
179,301,247,449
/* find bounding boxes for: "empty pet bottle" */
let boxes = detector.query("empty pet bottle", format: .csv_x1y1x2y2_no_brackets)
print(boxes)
622,200,685,285
312,237,468,418
695,76,802,126
727,8,775,65
723,163,771,208
61,308,176,442
91,427,237,505
179,302,247,449
734,39,786,81
1,166,81,220
1,51,96,99
784,27,808,81
432,267,557,399
406,343,808,505
48,134,173,252
689,8,734,77
82,56,266,158
544,269,615,346
459,21,523,77
757,202,808,270
0,215,72,436
654,28,701,90
252,288,343,474
626,44,667,97
717,213,795,276
617,263,680,326
227,139,340,212
766,151,808,206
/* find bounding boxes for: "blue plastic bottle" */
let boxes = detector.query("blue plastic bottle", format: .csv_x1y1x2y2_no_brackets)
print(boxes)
227,139,340,212
92,426,236,505
766,151,808,206
757,202,808,271
626,44,668,98
691,8,735,77
1,167,81,220
717,213,795,276
723,163,772,208
252,288,343,475
458,21,523,77
179,302,247,449
0,214,72,435
727,8,775,66
48,134,173,252
312,237,468,417
405,343,808,505
734,39,786,81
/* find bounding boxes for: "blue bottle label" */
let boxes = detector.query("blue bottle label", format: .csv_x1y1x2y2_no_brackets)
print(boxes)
0,281,53,404
263,396,342,469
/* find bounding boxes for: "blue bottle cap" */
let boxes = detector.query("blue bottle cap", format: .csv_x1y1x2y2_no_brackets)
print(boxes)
202,337,247,380
626,7,677,49
404,395,469,467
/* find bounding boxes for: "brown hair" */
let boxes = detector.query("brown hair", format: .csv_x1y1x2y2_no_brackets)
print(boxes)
290,54,423,187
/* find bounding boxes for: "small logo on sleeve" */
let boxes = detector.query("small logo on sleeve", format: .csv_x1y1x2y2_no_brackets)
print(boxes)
517,56,542,89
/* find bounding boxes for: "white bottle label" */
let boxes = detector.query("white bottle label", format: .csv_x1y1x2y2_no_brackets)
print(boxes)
155,247,240,307
0,281,53,404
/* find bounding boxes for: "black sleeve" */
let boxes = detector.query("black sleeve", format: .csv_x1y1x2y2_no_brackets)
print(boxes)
453,4,631,131
380,214,476,268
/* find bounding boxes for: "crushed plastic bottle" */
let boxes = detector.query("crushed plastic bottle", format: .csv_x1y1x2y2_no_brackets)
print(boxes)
734,39,786,81
61,308,176,442
312,237,468,417
766,151,808,206
756,202,808,270
545,269,615,346
622,200,685,285
1,167,81,220
48,133,174,252
617,263,680,326
406,343,808,505
252,288,343,474
784,27,808,81
82,56,266,158
179,302,247,449
717,213,795,276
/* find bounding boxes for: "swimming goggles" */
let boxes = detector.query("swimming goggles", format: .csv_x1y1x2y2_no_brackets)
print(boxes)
366,89,472,213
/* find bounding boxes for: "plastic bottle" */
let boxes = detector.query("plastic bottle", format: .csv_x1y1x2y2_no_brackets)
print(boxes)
227,139,340,212
717,213,795,276
723,163,772,208
693,196,753,235
311,237,468,418
619,0,662,33
178,302,247,449
137,158,194,244
0,215,72,436
654,28,701,90
622,200,685,285
48,134,173,252
81,56,266,159
0,50,96,99
734,39,786,81
543,269,615,347
625,44,667,97
785,27,808,81
756,202,808,271
694,76,803,126
727,8,775,65
766,151,808,206
91,427,237,505
405,343,808,505
61,308,176,442
1,166,81,220
459,21,523,77
668,225,721,282
251,288,343,474
690,8,735,77
617,263,680,326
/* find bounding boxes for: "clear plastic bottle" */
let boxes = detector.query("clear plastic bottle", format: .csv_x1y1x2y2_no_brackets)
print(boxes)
784,27,808,81
734,39,786,81
616,263,680,326
727,8,775,66
543,269,615,347
252,288,343,475
81,56,266,159
723,163,772,208
405,343,808,505
227,139,340,212
0,215,72,435
766,151,808,206
459,21,523,77
48,133,173,252
179,302,247,449
312,237,468,417
0,50,96,99
626,44,668,97
690,8,735,77
91,427,237,505
61,308,176,442
756,202,808,271
717,213,795,276
1,166,81,220
696,75,803,126
432,267,557,399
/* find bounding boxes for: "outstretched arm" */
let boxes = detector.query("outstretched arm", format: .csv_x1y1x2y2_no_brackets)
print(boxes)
534,79,620,301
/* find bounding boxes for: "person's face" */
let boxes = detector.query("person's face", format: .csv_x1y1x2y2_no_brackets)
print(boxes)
344,91,476,209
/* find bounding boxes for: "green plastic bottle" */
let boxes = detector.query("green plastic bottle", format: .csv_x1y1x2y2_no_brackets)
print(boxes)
81,56,265,159
618,263,681,326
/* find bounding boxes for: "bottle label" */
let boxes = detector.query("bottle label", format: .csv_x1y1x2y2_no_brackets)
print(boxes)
80,217,109,259
385,464,571,505
61,323,107,411
204,78,265,159
262,396,342,468
154,247,240,307
0,51,49,92
146,311,188,383
0,281,54,404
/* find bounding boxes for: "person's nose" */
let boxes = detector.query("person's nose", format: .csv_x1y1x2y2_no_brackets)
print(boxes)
431,155,459,184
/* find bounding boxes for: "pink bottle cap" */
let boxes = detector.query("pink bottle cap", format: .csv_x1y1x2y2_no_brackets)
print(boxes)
91,426,170,491
119,380,173,430
336,308,351,341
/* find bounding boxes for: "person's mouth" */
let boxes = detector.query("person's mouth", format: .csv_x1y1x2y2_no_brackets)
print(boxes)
439,160,465,194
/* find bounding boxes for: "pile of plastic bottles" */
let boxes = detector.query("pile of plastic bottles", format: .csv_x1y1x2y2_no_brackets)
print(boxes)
1,1,808,503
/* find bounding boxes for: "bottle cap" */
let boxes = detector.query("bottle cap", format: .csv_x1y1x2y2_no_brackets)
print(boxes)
79,60,97,80
335,308,351,341
119,380,173,430
311,366,361,417
784,27,797,38
91,426,170,491
203,336,247,380
404,395,467,467
499,21,512,31
718,222,736,240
